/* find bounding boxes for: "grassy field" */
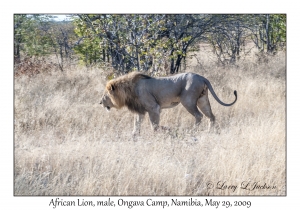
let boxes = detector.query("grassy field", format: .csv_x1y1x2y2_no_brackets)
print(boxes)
14,49,286,196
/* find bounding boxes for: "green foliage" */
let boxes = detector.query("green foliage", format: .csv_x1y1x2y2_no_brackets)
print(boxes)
15,14,286,71
14,15,53,57
206,14,286,64
268,14,286,50
73,14,216,73
14,14,77,71
74,15,165,69
251,14,286,53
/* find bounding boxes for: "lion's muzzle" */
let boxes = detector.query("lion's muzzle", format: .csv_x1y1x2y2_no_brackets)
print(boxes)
99,101,111,112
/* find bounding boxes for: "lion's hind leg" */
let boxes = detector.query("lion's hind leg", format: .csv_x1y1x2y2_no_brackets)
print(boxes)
197,94,215,130
181,99,203,126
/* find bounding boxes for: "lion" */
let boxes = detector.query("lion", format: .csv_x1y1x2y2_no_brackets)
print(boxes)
100,72,237,135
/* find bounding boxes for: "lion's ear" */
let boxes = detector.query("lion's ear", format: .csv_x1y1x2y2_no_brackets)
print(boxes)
108,84,115,91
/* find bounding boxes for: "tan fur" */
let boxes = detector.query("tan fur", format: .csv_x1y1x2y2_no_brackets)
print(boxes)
100,72,237,135
104,72,151,114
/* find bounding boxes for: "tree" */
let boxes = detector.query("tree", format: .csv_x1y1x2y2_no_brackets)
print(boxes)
14,15,54,63
49,20,76,71
206,14,286,65
250,14,286,53
73,14,219,74
73,14,167,71
162,14,217,73
14,14,76,71
207,15,252,65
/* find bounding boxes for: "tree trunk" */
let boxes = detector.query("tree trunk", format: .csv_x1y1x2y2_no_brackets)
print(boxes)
170,57,175,74
14,42,21,65
60,45,63,66
136,46,140,71
174,55,182,73
265,14,271,53
102,49,105,62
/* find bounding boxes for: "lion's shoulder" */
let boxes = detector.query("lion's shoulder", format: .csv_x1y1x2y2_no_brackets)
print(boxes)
124,72,152,84
106,72,151,90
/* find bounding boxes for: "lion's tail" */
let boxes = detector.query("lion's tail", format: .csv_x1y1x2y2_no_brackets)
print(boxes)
204,78,237,106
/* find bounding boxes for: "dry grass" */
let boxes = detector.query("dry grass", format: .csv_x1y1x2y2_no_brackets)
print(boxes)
14,50,286,196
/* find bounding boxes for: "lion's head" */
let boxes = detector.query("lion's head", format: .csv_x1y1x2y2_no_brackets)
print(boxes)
99,80,124,111
100,72,152,114
99,91,115,111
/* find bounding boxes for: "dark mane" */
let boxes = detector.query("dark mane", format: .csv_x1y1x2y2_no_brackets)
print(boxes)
125,73,151,114
106,72,152,114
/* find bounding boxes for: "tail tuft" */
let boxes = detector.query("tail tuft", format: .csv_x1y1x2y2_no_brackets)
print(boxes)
234,90,237,97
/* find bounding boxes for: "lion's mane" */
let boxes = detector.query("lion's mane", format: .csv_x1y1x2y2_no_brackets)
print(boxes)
106,72,152,114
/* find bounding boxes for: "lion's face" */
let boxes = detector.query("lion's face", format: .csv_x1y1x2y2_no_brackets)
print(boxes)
100,91,115,111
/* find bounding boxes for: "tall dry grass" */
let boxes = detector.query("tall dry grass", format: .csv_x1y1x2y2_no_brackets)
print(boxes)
14,50,286,195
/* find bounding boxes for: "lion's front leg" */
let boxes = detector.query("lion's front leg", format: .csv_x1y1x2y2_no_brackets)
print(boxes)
147,104,161,131
132,113,145,136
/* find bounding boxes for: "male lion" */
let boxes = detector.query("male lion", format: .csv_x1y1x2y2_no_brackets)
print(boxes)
100,72,237,135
